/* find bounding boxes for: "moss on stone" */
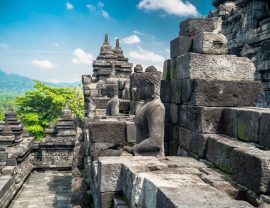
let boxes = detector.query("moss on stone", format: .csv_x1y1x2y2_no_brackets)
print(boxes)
237,120,249,141
216,163,232,174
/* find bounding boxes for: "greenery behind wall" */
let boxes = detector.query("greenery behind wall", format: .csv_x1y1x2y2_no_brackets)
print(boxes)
0,81,84,140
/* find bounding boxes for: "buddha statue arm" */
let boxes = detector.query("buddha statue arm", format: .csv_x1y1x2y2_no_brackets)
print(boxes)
132,104,165,155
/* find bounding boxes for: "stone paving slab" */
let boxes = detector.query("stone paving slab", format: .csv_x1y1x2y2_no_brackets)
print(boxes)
9,171,72,208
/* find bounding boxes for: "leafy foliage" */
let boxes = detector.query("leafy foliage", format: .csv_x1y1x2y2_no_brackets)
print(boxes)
15,81,84,139
0,95,16,120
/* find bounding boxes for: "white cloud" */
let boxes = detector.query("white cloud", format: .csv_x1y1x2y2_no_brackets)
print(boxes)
137,0,199,17
31,60,56,69
86,4,95,11
101,10,109,18
0,43,9,49
128,47,165,63
133,30,145,36
86,1,110,19
66,2,74,10
72,48,94,65
122,35,141,45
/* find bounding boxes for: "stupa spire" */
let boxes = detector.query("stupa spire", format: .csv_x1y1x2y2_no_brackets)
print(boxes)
104,34,109,44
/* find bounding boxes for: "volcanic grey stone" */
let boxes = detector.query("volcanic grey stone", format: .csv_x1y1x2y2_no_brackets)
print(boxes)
160,80,170,103
82,75,91,85
156,186,252,208
182,79,262,107
1,166,15,175
100,192,117,208
218,108,238,138
170,36,193,58
125,121,136,143
180,17,222,37
237,108,261,142
175,53,256,81
261,40,270,52
169,104,178,124
206,134,254,174
190,132,208,158
89,121,126,144
119,99,130,113
179,105,224,134
231,147,270,194
181,79,193,103
170,80,181,104
206,135,235,174
93,98,110,109
259,112,270,148
193,32,228,54
97,157,126,192
178,127,191,150
163,58,177,80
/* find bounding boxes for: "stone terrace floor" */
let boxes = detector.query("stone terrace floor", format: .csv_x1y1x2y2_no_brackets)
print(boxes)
8,170,72,208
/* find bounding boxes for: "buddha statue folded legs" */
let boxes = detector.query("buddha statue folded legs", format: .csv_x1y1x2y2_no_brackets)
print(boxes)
124,66,165,157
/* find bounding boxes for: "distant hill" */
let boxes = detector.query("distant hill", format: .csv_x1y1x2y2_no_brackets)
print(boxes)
0,69,81,96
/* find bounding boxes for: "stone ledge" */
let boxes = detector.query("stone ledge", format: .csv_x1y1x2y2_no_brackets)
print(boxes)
92,156,253,208
164,53,256,81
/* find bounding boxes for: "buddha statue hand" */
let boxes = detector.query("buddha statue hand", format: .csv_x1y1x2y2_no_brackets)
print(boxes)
123,146,133,154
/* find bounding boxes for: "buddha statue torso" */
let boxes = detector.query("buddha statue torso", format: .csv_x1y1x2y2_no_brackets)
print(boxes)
130,66,165,157
134,98,165,157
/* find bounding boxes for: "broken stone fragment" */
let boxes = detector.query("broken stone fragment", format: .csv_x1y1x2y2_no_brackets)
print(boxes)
170,36,193,58
193,32,228,55
179,17,222,37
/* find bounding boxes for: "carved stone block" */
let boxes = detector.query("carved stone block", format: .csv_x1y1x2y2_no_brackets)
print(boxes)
89,121,126,144
170,36,193,58
193,32,228,54
175,53,256,81
180,17,222,37
181,79,262,107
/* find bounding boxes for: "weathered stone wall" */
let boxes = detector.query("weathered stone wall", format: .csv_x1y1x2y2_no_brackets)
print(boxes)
160,12,270,206
210,0,270,106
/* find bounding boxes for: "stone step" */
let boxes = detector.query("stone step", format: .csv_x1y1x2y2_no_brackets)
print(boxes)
179,132,270,195
93,156,254,208
219,107,270,147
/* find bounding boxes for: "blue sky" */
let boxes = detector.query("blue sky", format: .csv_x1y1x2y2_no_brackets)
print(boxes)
0,0,214,83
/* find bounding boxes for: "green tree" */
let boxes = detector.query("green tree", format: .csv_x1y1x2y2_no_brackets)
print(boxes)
0,95,16,120
15,81,84,139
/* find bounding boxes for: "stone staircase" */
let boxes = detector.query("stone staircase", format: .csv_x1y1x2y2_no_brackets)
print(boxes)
8,171,72,208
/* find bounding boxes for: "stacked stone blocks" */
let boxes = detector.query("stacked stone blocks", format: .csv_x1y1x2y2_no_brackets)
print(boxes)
162,16,270,199
210,0,270,106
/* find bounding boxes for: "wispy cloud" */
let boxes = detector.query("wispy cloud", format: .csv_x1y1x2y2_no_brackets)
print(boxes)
133,30,145,36
128,46,165,63
0,43,10,49
31,60,56,69
86,1,110,19
122,35,141,45
72,48,94,65
137,0,199,17
66,2,74,10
